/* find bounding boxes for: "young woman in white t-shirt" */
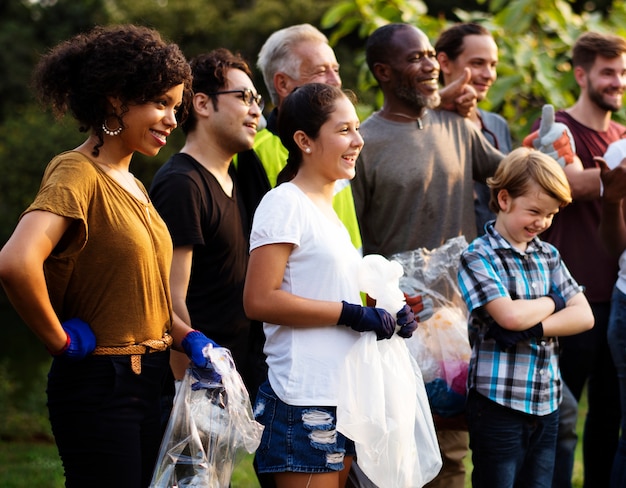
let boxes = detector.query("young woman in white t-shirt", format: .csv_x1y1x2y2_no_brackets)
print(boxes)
243,83,417,488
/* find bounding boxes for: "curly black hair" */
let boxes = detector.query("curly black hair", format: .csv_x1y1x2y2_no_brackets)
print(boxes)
32,24,192,156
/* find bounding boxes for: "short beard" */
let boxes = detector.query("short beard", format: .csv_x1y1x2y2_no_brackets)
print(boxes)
588,83,622,113
396,85,441,113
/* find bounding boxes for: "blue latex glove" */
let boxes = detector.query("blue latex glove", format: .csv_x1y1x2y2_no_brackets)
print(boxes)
338,301,396,340
522,104,576,167
396,304,418,338
486,322,544,350
181,330,220,369
51,318,97,360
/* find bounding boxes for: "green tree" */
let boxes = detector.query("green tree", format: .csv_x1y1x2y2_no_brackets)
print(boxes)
322,0,626,143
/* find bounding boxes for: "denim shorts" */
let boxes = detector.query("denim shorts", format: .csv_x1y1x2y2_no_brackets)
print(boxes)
253,380,356,474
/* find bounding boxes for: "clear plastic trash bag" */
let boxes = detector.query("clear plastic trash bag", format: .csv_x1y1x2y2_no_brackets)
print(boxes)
392,236,471,418
150,347,264,488
336,254,442,488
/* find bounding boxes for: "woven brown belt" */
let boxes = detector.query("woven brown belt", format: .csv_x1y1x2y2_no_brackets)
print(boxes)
92,333,173,374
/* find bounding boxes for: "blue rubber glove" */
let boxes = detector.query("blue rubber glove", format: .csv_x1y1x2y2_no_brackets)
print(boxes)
181,330,220,369
396,304,418,338
338,301,396,340
50,318,97,360
486,322,544,350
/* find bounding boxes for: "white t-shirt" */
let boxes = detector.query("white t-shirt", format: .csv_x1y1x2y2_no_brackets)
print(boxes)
250,182,363,406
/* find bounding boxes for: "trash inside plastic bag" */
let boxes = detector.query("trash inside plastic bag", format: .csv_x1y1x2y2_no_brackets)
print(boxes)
150,346,264,488
336,254,442,488
392,236,471,418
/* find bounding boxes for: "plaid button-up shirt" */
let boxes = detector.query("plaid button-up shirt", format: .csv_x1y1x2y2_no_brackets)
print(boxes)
458,222,582,416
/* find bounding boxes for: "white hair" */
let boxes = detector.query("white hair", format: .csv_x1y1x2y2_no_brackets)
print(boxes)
257,23,330,106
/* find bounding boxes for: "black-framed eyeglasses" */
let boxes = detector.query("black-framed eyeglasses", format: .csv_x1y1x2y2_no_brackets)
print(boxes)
208,88,264,110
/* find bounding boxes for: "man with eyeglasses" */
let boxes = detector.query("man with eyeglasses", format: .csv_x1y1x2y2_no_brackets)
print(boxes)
150,48,264,395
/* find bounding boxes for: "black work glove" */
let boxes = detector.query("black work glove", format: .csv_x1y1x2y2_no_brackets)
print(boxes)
486,322,544,350
396,304,418,338
338,301,396,340
547,289,566,313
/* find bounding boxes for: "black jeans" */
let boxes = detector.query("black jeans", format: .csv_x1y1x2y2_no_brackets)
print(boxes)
47,351,171,488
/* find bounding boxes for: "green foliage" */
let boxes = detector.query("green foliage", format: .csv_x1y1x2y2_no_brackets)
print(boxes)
0,106,84,243
322,0,626,143
0,359,52,442
0,441,64,488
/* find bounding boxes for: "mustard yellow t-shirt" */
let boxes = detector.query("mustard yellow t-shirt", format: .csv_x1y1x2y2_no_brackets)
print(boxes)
26,151,173,347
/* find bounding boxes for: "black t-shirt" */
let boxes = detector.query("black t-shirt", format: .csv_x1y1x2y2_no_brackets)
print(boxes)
150,153,251,370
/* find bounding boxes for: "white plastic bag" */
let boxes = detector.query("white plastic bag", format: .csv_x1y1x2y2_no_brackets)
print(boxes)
337,334,442,487
150,347,264,488
336,254,442,487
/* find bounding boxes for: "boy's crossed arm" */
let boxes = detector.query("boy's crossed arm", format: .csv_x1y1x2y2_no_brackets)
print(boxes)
484,291,593,349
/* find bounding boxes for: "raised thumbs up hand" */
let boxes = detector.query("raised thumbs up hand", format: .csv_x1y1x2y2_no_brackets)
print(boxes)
439,68,477,117
522,104,576,167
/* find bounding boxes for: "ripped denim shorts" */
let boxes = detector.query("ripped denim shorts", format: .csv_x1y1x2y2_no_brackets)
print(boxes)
253,380,356,474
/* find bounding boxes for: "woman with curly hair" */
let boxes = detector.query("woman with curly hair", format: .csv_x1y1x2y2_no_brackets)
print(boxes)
0,24,219,487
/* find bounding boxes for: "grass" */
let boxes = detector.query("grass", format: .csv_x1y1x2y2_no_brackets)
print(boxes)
0,440,260,488
0,441,65,488
0,393,588,488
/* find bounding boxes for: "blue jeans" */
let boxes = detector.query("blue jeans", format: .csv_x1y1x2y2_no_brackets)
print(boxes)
608,287,626,487
253,380,355,474
466,389,559,488
47,351,171,488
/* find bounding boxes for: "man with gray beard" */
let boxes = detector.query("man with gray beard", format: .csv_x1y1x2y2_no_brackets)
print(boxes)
353,23,503,258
